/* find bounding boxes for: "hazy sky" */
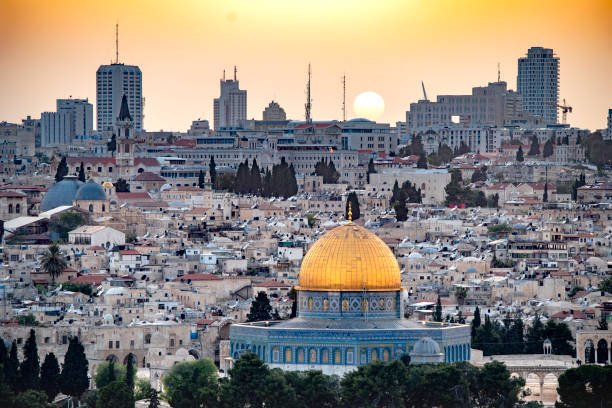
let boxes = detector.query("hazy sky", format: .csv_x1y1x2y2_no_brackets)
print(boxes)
1,0,611,132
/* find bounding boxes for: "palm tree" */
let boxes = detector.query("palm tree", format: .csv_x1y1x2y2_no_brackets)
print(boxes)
40,242,67,285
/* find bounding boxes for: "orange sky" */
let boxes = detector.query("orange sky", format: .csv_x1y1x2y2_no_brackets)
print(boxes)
1,0,611,132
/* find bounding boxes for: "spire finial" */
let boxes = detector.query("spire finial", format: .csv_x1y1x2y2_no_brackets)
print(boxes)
348,201,352,224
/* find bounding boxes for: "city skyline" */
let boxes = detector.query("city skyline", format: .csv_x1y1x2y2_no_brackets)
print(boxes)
1,0,611,131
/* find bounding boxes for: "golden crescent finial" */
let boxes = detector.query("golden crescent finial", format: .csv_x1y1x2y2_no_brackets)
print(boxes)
348,201,352,223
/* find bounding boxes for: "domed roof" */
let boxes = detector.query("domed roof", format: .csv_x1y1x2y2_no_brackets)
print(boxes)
74,180,107,201
40,176,84,212
408,252,423,259
102,181,114,188
466,266,478,273
297,223,401,292
412,337,441,356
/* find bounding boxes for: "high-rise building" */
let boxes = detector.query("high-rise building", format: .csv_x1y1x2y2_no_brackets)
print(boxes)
405,82,526,134
41,111,71,146
607,109,612,140
96,64,143,131
213,68,247,130
262,101,286,121
517,47,559,124
57,98,93,139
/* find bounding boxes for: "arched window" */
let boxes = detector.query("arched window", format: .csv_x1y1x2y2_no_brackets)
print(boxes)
144,334,151,344
284,348,292,363
102,204,106,212
342,300,349,312
322,349,329,363
8,204,12,214
383,349,390,362
323,299,328,311
15,204,20,214
334,349,341,364
89,204,94,212
272,347,280,362
309,349,317,363
308,297,313,311
297,348,305,363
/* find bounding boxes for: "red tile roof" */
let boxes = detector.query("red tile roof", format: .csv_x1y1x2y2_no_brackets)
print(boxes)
67,157,115,166
551,310,587,319
133,172,166,182
69,274,109,285
134,158,160,167
87,246,105,251
120,250,141,255
115,192,151,200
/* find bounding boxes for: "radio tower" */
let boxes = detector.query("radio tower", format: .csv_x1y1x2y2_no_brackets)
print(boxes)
115,23,119,64
305,63,312,123
342,74,346,122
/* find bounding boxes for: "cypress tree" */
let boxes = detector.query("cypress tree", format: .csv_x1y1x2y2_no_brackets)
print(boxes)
107,134,117,153
471,306,481,343
6,340,19,392
198,170,205,189
287,164,298,197
251,159,262,195
40,353,60,402
528,135,540,156
247,292,272,322
543,137,554,157
345,192,360,221
55,157,68,182
543,183,548,202
367,158,376,183
78,162,86,182
525,314,544,354
416,153,428,169
60,337,89,400
19,329,40,391
0,339,7,370
516,146,524,162
209,156,217,186
433,296,443,322
125,354,135,395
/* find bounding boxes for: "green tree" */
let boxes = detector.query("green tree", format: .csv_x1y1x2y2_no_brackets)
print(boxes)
134,377,152,401
19,329,40,391
598,314,608,330
40,352,61,402
471,306,481,345
556,365,612,408
40,242,67,285
13,389,55,408
250,159,262,194
162,359,218,408
366,158,376,183
209,156,217,186
284,370,339,408
542,320,574,356
345,192,360,221
60,337,89,401
148,388,161,408
341,360,407,408
95,360,126,389
464,361,525,408
114,178,130,193
5,340,20,392
524,314,544,354
543,137,554,157
599,277,612,294
528,135,540,156
508,318,525,354
247,291,272,322
17,314,39,326
288,287,297,319
455,286,467,305
78,161,86,182
107,134,117,153
433,296,443,322
48,211,86,242
198,170,205,189
516,145,524,162
543,183,548,202
126,354,135,395
416,152,428,169
97,380,134,408
394,198,408,222
55,156,68,182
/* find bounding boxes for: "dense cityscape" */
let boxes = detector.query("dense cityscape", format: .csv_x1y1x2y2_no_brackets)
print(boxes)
1,2,612,408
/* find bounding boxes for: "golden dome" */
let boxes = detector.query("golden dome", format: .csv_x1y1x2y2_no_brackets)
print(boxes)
297,223,401,292
102,181,114,188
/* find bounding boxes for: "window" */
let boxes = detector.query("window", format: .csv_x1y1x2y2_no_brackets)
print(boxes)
109,341,113,349
346,350,354,364
284,348,292,363
309,349,317,363
145,334,151,344
322,349,329,363
334,349,341,364
115,341,120,349
272,347,280,362
8,204,12,214
308,297,313,311
15,204,20,214
170,338,175,347
297,348,305,363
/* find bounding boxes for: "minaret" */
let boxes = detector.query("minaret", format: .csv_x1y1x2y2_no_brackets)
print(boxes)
115,94,135,179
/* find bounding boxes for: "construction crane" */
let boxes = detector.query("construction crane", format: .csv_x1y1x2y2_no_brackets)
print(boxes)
545,99,573,124
421,81,428,101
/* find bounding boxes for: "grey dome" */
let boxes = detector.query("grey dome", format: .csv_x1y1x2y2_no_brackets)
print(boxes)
40,176,84,212
466,266,478,273
412,337,441,356
74,180,107,201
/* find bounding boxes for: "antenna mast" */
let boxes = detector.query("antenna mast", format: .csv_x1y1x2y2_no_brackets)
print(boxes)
497,62,500,82
305,63,312,123
115,23,119,64
234,65,237,81
342,74,346,122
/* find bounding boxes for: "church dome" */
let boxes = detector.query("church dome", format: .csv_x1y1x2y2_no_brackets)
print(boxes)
74,180,107,201
412,337,441,356
297,223,401,292
40,176,84,212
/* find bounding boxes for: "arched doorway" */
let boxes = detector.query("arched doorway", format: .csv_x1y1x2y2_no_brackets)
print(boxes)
524,373,541,403
542,373,558,406
106,354,119,363
123,352,137,366
584,339,595,363
188,349,200,359
596,339,608,364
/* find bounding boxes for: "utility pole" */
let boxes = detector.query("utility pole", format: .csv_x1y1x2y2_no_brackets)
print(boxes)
305,63,312,123
342,74,346,122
